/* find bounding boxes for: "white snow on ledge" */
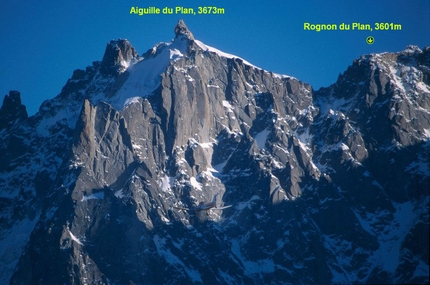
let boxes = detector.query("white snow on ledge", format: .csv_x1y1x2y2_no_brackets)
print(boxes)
194,39,294,80
81,192,105,202
190,177,203,191
254,129,270,150
195,40,257,68
68,228,83,245
124,96,141,106
222,100,234,113
101,36,189,111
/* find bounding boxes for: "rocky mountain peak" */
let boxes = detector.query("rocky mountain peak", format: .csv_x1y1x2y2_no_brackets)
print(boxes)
0,21,429,285
402,44,423,55
100,39,139,75
0,90,28,129
174,19,194,40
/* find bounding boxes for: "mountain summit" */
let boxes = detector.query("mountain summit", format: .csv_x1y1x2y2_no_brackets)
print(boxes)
174,19,194,40
0,21,429,284
100,39,139,75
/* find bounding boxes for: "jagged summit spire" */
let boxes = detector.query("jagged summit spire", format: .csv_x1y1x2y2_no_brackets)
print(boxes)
0,90,28,129
174,20,194,40
100,39,138,75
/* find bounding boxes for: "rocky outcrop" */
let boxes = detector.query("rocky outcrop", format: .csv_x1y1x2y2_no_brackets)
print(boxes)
314,46,430,202
0,90,28,129
100,39,139,75
174,19,194,40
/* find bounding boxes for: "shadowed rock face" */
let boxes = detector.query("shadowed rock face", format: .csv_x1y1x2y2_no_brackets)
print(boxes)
0,90,28,129
1,21,429,285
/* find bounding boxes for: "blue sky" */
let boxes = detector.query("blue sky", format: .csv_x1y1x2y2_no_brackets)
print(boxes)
1,0,429,115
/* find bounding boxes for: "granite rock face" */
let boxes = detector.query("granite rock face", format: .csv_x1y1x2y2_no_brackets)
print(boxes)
1,21,429,284
174,19,194,40
101,39,139,75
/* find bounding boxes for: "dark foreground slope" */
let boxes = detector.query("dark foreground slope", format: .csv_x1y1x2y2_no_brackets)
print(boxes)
1,21,429,284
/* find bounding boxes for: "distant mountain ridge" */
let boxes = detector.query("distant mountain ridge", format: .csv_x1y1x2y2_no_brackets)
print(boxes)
0,20,429,284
